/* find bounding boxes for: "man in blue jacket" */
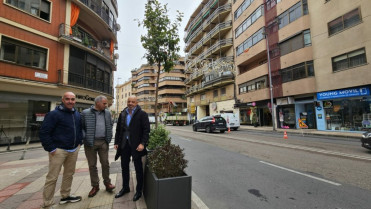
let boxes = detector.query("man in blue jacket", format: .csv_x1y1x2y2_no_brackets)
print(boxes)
39,92,83,208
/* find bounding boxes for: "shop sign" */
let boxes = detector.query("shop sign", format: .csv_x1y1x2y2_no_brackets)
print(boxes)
35,113,46,121
317,87,370,100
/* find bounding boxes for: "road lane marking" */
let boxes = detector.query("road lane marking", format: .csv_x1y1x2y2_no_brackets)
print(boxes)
192,191,209,209
169,128,371,161
260,161,341,186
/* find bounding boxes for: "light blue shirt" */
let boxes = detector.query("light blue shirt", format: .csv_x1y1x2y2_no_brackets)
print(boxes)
126,107,136,127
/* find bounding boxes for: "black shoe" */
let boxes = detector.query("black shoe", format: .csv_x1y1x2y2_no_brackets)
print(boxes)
133,191,142,201
115,188,130,198
59,195,82,204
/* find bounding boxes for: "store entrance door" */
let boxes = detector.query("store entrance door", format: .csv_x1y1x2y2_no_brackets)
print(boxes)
304,103,316,129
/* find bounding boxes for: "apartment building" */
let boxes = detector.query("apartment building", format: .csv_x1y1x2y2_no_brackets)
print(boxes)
131,59,187,121
232,0,371,132
310,0,371,132
115,78,132,115
0,0,119,144
184,0,236,121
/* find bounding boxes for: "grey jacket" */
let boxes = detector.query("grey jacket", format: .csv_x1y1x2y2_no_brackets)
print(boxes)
81,106,113,146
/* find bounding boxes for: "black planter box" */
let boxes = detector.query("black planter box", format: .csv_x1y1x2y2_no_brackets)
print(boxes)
144,165,192,209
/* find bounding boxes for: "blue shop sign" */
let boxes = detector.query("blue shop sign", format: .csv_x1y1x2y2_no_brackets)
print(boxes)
317,87,370,100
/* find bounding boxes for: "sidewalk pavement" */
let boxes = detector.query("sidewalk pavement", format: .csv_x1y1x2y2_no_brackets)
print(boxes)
238,125,362,140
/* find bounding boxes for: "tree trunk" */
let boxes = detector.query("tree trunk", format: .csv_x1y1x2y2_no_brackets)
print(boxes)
154,62,161,128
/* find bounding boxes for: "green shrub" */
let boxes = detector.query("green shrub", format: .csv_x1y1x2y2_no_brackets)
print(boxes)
147,140,188,179
147,125,170,150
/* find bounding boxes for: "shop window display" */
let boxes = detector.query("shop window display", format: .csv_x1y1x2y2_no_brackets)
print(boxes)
323,98,371,131
278,106,296,129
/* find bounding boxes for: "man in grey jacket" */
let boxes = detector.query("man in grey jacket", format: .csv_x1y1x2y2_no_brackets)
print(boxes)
81,95,115,197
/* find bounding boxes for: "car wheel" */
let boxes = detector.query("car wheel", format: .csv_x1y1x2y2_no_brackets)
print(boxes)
220,130,225,133
193,126,197,132
206,126,211,133
233,127,238,131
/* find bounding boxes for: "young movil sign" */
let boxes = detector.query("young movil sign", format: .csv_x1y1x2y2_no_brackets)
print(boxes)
317,87,370,100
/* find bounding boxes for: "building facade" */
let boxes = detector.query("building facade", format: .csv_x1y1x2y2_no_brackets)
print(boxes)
0,0,119,144
184,0,236,121
232,0,371,132
131,59,187,121
115,78,132,115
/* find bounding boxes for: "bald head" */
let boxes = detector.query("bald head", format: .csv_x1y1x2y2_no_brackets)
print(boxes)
127,96,138,111
62,92,76,110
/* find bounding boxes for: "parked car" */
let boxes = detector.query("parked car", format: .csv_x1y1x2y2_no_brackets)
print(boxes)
192,116,227,133
213,113,240,130
361,130,371,150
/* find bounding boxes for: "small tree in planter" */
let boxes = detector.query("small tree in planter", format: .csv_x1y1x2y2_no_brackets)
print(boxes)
147,124,170,151
144,140,191,209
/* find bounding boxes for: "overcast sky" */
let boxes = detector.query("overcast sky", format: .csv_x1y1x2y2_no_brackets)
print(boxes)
115,0,200,86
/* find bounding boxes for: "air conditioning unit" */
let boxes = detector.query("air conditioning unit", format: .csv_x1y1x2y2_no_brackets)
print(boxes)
115,24,121,31
102,41,110,48
114,53,119,59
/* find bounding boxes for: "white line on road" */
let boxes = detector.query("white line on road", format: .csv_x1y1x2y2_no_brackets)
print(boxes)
260,161,342,186
192,191,209,209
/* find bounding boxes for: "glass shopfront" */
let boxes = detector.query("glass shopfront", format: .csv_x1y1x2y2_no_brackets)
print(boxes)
317,86,371,132
277,105,296,129
239,101,272,126
323,98,371,131
0,92,56,145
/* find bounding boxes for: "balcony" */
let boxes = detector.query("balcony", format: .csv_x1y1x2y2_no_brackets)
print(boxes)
186,56,234,83
204,71,234,87
58,23,117,71
186,21,232,55
185,3,232,43
72,0,118,42
186,39,233,69
68,72,112,94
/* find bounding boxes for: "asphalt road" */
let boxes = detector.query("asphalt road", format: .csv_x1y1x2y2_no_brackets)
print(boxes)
168,125,371,209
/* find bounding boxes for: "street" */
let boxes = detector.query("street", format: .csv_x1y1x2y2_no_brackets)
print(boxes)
168,125,371,209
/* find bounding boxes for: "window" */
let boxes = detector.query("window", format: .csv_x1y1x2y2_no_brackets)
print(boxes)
278,0,308,29
221,88,226,95
332,48,366,72
280,30,311,56
235,0,255,20
280,61,314,83
213,90,218,98
235,5,264,38
236,27,265,56
238,76,267,94
201,94,206,101
0,36,47,70
6,0,51,21
328,8,361,36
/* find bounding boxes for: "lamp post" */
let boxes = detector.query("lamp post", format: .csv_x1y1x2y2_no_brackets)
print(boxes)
116,77,121,120
263,32,276,131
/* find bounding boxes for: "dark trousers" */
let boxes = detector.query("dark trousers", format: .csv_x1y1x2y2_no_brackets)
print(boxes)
120,143,144,192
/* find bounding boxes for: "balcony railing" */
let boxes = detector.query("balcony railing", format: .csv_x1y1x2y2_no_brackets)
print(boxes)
184,0,215,38
185,3,232,43
78,0,117,37
186,40,233,69
68,72,112,94
58,23,116,68
204,71,234,87
186,20,232,57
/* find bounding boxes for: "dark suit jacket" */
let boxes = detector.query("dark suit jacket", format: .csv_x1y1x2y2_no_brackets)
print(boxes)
114,105,150,160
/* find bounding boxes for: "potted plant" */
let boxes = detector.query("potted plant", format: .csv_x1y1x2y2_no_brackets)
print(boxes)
144,140,191,209
147,124,170,151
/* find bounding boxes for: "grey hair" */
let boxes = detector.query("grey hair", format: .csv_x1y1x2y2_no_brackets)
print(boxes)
95,95,107,104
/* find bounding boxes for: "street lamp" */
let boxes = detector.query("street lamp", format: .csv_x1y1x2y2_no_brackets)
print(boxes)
262,31,276,131
116,77,121,119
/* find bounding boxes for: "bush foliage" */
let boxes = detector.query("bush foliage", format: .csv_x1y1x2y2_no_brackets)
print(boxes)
147,140,188,179
147,125,170,150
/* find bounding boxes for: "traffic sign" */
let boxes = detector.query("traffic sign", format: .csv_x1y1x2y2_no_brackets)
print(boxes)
298,119,308,129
